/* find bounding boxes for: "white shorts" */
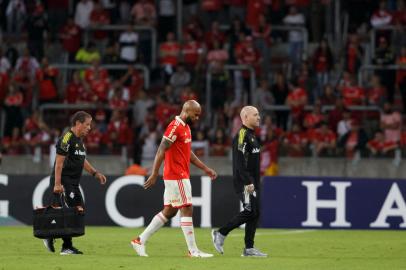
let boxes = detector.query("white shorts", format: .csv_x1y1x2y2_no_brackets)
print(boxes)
163,179,192,208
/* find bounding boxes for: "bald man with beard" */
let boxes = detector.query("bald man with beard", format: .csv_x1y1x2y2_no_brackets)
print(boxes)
212,106,267,257
130,100,218,258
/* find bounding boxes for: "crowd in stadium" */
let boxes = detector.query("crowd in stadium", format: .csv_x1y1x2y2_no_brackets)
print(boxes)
0,0,406,169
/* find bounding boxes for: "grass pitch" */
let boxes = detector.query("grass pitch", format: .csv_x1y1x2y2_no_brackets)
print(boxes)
0,226,405,270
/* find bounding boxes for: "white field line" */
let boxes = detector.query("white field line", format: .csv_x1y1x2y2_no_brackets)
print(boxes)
229,229,316,237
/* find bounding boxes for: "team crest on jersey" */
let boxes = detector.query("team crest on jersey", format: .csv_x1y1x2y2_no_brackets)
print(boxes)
252,148,260,153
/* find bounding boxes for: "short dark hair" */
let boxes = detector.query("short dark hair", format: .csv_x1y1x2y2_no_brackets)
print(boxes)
70,111,92,126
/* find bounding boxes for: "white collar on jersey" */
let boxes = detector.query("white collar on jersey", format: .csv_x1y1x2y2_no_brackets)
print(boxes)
175,116,186,126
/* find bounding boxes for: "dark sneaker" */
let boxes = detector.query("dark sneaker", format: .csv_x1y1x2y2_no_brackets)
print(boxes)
60,246,83,255
241,248,268,257
211,230,225,254
43,238,55,253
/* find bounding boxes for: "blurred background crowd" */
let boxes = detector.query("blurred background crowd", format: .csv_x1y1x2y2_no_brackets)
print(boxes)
0,0,406,174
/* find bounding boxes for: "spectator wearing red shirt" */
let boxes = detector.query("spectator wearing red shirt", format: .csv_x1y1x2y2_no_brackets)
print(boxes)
246,0,265,29
64,71,93,103
59,16,82,62
160,32,181,81
155,95,179,128
204,21,226,50
11,68,34,108
367,130,398,156
84,59,108,83
396,47,406,112
286,83,308,123
312,122,336,156
340,75,365,107
368,75,385,106
36,57,59,104
283,122,308,157
181,32,205,71
313,39,333,99
105,110,133,153
304,102,324,129
89,74,110,102
3,84,24,136
344,33,363,74
22,110,51,150
90,2,111,53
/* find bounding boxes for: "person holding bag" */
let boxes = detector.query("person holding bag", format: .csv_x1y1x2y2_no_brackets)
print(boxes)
43,111,107,255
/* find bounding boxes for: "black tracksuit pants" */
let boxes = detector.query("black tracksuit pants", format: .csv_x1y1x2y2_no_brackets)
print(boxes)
218,192,260,249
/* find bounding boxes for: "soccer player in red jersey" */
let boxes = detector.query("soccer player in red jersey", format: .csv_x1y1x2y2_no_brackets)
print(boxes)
131,100,218,258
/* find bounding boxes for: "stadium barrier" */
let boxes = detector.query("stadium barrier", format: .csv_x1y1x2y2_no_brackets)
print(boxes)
1,174,405,230
261,176,406,230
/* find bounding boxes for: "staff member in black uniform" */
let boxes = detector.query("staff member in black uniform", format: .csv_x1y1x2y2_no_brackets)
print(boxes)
212,106,267,257
43,111,107,255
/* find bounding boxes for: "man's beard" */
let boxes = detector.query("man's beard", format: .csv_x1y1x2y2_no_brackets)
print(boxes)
185,116,193,125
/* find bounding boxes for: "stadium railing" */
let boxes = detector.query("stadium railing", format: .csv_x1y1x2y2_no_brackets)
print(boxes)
84,25,157,68
358,64,406,87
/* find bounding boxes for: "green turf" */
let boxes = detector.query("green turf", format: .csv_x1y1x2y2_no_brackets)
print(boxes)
0,226,405,270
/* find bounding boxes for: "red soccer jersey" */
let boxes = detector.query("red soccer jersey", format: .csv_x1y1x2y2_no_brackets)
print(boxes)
163,116,192,180
182,41,203,66
304,113,324,128
315,130,336,143
60,23,81,53
342,86,365,106
368,139,397,152
84,67,109,83
90,9,110,39
246,0,264,28
160,42,181,66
